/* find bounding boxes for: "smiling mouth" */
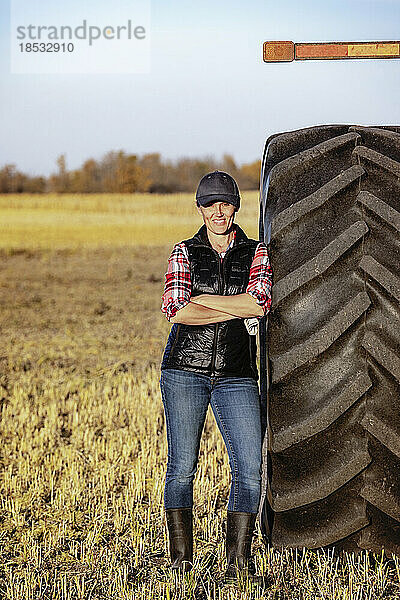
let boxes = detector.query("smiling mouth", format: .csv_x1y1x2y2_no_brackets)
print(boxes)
213,218,225,223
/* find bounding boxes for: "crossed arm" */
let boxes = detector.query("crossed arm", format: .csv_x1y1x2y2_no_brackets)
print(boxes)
169,293,264,325
164,241,271,325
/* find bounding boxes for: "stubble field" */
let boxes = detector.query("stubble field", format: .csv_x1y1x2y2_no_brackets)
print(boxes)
0,192,399,599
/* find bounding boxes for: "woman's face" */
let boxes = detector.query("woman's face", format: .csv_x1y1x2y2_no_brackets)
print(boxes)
196,201,236,235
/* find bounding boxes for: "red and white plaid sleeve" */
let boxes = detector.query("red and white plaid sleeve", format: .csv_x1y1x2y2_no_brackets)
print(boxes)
246,242,273,315
160,242,191,322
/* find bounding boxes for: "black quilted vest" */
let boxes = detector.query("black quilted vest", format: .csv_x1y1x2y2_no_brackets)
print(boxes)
161,223,259,379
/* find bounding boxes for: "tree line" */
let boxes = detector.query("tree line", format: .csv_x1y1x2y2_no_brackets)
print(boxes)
0,151,261,194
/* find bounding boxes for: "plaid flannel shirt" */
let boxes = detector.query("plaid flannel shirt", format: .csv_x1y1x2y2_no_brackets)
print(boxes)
161,227,272,322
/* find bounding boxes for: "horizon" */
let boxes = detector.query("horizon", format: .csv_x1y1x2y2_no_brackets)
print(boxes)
1,0,399,177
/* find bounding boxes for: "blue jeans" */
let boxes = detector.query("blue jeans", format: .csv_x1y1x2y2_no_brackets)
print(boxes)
159,368,263,513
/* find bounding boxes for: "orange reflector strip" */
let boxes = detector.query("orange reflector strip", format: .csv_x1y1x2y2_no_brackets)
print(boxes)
263,41,400,62
296,41,400,60
296,43,348,59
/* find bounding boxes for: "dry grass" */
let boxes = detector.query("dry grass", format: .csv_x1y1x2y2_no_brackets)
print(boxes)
0,192,260,249
0,193,399,599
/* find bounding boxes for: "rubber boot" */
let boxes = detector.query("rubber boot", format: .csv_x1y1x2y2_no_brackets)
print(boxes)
165,507,193,572
224,510,258,583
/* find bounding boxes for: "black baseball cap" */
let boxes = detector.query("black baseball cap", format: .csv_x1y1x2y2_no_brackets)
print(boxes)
196,170,240,210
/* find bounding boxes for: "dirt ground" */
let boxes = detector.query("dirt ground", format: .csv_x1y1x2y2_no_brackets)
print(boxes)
0,246,172,386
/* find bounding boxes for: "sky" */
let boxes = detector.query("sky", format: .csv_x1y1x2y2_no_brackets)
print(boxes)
0,0,399,177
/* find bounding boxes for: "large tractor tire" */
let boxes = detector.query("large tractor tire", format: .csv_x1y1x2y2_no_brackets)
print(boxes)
258,124,400,556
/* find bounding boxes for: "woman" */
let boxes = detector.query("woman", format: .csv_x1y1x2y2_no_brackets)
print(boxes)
159,170,272,581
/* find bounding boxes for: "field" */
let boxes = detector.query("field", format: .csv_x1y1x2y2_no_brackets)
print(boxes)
0,192,399,599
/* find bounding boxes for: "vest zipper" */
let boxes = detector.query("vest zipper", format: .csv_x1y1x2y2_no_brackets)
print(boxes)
211,323,219,377
248,333,256,376
210,252,223,377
